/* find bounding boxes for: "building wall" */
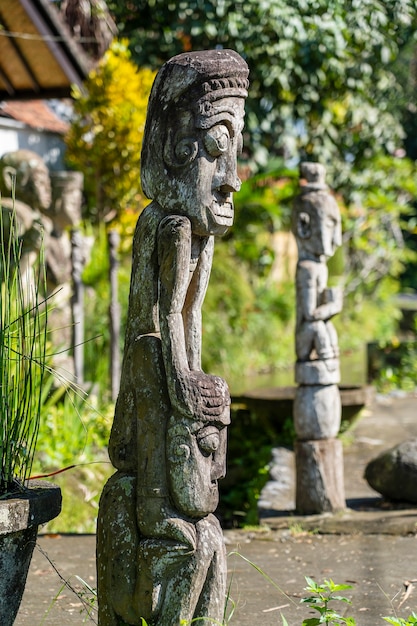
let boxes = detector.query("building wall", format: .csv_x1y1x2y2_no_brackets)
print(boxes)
0,119,67,171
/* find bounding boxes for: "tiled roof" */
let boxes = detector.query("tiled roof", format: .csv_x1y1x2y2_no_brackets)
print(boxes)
0,99,69,134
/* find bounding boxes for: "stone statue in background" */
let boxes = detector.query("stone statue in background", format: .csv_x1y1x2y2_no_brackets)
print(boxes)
0,150,52,303
0,151,88,378
292,161,342,383
97,49,249,625
292,162,345,514
48,170,84,295
48,170,85,377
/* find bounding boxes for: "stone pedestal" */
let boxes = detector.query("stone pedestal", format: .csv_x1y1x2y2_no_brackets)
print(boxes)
293,376,345,514
295,358,340,385
293,384,341,440
295,438,345,514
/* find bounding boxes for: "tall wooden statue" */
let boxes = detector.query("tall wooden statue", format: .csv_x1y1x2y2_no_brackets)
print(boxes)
292,162,345,514
97,49,249,625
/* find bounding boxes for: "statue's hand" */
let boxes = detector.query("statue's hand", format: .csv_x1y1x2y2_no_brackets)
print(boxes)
324,286,343,313
161,516,197,553
22,221,44,253
175,371,230,421
137,496,197,551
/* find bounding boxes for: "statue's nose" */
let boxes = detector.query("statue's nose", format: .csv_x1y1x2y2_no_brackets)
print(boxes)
211,459,226,482
220,176,241,194
214,153,241,193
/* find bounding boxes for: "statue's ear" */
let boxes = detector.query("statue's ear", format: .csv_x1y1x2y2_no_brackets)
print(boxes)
297,211,311,239
2,165,17,191
163,128,198,169
1,164,30,192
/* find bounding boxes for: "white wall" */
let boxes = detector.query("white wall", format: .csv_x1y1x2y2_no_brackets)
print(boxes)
0,119,67,170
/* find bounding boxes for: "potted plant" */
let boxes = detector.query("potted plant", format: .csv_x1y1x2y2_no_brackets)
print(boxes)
0,206,61,624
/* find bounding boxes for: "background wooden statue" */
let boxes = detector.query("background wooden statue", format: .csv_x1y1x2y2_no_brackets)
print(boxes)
0,150,52,305
292,162,345,514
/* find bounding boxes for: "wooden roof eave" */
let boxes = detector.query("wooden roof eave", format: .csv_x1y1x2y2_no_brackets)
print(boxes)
0,0,92,100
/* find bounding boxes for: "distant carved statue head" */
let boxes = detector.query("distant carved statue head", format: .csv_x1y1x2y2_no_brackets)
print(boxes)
50,170,84,231
299,162,327,190
292,162,342,259
0,150,51,212
141,49,249,237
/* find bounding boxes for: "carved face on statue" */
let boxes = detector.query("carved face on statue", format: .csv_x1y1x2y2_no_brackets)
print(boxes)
294,201,341,260
158,97,245,236
50,171,84,231
292,162,341,261
141,49,249,237
166,415,228,518
292,162,342,260
0,150,51,212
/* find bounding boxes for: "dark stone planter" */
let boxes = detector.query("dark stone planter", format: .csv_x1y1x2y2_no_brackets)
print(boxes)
0,481,62,625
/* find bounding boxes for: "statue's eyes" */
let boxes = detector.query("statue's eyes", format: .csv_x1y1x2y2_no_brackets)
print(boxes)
204,125,230,157
197,427,220,455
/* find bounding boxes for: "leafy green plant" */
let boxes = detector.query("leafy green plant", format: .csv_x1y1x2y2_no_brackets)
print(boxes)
0,205,48,495
298,577,356,626
31,392,113,533
383,615,417,626
109,0,417,175
80,222,131,400
35,389,110,469
370,340,417,393
224,563,417,626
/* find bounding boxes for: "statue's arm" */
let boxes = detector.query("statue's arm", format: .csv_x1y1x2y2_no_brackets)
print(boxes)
298,262,342,322
158,213,193,389
183,236,214,371
158,215,229,421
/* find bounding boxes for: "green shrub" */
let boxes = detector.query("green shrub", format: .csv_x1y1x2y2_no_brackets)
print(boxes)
0,206,48,494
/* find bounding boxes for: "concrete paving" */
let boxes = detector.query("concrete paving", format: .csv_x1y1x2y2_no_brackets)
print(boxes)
16,393,417,625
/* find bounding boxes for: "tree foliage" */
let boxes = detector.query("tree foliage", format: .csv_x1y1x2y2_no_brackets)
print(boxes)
108,0,417,174
341,154,417,296
65,39,155,222
108,1,417,300
64,2,417,387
